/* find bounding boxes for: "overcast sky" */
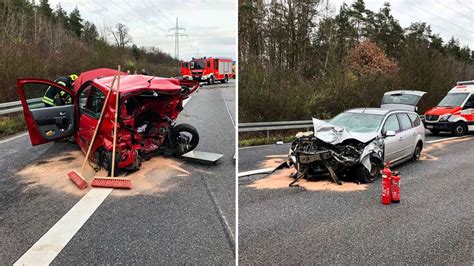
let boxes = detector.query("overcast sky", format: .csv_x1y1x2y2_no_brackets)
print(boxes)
48,0,236,60
329,0,474,49
47,0,471,59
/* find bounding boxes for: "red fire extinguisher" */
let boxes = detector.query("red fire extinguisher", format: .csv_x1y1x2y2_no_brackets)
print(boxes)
381,165,392,205
391,171,400,203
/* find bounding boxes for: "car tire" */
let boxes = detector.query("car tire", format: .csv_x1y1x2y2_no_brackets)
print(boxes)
452,122,467,136
429,129,440,135
355,161,381,183
412,141,423,161
207,76,214,85
172,123,199,156
106,151,120,177
223,75,228,83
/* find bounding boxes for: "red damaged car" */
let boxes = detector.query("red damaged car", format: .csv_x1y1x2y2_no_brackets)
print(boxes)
18,68,200,174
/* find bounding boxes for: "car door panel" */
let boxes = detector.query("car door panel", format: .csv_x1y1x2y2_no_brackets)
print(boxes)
397,113,417,158
382,114,404,163
29,105,75,141
17,78,75,146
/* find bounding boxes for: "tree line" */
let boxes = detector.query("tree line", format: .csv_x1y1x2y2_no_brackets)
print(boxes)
0,0,179,103
238,0,474,122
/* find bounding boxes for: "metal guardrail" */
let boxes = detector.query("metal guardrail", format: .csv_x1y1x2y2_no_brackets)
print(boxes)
0,98,42,115
239,120,314,138
239,115,426,138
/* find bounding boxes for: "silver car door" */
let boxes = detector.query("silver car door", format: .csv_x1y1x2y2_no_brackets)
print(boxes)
397,113,417,158
381,114,404,163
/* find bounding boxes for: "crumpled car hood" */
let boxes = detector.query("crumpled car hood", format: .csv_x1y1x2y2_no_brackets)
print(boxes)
312,118,379,144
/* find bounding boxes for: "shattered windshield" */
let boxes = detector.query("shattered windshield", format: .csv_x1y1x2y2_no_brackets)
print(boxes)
329,112,384,133
438,93,468,107
190,60,205,69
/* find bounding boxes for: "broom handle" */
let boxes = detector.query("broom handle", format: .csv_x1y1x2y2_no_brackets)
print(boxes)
79,75,117,174
111,66,121,178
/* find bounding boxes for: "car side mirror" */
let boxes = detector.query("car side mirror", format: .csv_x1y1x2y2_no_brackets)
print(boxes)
384,130,396,137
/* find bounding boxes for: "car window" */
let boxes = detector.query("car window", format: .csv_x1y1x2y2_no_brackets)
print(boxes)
408,113,421,127
78,85,91,115
382,115,400,133
23,82,72,109
84,86,105,119
463,94,474,109
397,113,413,131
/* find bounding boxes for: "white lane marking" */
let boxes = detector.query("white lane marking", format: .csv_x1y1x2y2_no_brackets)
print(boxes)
183,96,192,107
239,143,289,150
14,188,113,265
238,167,275,178
220,91,235,128
426,136,469,144
0,132,28,144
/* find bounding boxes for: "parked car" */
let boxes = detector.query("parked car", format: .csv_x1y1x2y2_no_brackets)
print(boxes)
424,80,474,136
17,68,200,175
285,91,426,185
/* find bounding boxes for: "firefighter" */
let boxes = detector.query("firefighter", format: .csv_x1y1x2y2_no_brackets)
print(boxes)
42,74,78,107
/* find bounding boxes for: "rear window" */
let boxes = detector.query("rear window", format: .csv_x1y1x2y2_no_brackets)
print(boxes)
408,113,421,127
397,113,413,131
382,93,420,106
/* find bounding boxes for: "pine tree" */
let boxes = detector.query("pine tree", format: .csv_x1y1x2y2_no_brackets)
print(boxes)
68,7,83,37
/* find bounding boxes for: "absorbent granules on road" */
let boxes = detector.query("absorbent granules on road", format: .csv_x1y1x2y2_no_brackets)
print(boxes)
247,168,368,192
111,157,189,197
260,155,287,168
17,151,190,196
420,136,474,161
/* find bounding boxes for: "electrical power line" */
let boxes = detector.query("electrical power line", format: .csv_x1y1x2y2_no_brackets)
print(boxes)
167,17,187,60
403,1,474,34
456,0,474,12
375,0,474,44
436,0,473,21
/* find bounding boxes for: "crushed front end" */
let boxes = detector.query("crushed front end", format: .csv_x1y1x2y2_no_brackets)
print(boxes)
284,119,384,186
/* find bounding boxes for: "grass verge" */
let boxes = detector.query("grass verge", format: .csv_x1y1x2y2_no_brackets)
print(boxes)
0,113,26,139
239,129,304,147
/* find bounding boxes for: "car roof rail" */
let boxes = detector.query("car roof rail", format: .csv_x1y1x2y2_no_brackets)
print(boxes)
456,80,474,86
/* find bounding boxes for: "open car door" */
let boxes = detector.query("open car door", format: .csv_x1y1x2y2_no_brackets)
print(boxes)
381,90,426,112
17,78,76,146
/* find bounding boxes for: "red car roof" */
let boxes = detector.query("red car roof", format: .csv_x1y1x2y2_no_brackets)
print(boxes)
94,75,182,93
74,68,127,91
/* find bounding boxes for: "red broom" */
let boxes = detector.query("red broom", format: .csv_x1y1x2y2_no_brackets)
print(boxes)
91,66,132,189
67,74,117,189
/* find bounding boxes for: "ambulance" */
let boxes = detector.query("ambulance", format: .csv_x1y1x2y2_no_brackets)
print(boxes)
424,81,474,136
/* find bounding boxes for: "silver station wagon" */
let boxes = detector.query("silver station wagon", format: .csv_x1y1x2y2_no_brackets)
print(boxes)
286,91,426,185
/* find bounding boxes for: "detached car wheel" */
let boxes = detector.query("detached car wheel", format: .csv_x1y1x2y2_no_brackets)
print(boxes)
355,161,381,183
172,123,199,156
452,122,467,136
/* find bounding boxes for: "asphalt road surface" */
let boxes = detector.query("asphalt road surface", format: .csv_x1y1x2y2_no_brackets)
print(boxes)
239,131,473,264
0,80,235,264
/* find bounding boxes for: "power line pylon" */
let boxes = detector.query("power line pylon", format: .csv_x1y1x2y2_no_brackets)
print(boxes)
167,17,187,60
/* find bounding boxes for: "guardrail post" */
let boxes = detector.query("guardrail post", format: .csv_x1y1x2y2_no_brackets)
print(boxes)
266,130,270,139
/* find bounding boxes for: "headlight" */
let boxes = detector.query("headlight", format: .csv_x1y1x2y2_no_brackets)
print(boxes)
439,114,451,122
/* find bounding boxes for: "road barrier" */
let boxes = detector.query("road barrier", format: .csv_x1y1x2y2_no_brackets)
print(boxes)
239,115,425,138
0,98,42,115
239,120,313,138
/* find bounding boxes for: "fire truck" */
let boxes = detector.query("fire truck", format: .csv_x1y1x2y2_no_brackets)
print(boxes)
180,57,233,85
424,80,474,136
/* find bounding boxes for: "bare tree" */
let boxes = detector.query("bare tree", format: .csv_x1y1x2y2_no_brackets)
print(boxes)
110,23,132,49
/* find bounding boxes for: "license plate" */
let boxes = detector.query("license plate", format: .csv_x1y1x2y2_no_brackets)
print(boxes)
426,125,433,129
